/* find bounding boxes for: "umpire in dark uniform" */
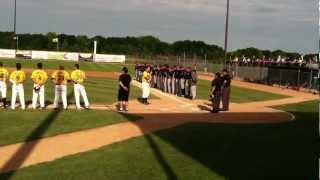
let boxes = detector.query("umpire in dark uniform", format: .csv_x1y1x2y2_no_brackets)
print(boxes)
210,72,222,113
221,69,231,111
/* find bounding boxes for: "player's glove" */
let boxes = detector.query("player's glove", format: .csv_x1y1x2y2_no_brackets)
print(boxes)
34,86,41,93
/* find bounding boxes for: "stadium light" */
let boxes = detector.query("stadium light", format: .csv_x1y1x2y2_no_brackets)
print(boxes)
223,0,230,67
13,0,18,51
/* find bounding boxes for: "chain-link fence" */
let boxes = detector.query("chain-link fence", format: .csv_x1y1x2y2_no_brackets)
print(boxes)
228,64,320,92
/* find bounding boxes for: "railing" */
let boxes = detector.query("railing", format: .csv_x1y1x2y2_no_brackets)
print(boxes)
227,64,320,92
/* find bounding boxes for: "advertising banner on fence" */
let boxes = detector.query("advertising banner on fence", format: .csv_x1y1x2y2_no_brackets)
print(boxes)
16,50,32,59
94,54,125,63
0,49,15,58
31,51,48,60
79,53,93,61
0,48,125,63
48,52,79,61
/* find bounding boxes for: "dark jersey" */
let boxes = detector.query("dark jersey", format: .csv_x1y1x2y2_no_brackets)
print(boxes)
211,77,222,94
222,74,231,87
119,73,132,92
177,70,184,79
184,71,192,79
163,68,169,78
174,70,180,79
153,69,159,76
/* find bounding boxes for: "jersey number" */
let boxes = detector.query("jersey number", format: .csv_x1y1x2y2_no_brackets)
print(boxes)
57,72,65,83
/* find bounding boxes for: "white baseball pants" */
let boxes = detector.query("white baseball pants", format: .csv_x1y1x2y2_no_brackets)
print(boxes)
142,82,150,98
191,85,197,99
74,84,89,109
32,85,45,109
53,85,67,109
11,83,25,110
0,81,7,98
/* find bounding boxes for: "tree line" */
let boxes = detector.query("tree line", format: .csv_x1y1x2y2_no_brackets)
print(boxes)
0,31,317,63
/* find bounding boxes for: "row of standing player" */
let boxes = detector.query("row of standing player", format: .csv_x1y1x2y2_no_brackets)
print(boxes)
135,64,198,99
0,62,90,110
119,66,231,113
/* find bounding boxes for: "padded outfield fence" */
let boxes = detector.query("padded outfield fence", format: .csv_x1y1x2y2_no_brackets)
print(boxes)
227,64,320,92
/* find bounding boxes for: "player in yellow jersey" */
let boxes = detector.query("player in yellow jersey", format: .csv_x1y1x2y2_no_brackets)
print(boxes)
31,63,48,109
0,62,9,108
51,65,70,110
141,66,151,105
71,64,90,110
9,63,26,110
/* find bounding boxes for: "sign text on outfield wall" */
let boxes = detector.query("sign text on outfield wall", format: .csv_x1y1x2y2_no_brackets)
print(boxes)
0,49,126,63
94,54,125,63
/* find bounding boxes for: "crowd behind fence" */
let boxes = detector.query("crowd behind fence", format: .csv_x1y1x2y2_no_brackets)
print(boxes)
227,64,320,93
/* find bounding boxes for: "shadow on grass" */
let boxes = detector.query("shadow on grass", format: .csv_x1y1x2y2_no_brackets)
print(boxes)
0,92,74,179
145,135,178,180
117,110,318,179
0,107,317,179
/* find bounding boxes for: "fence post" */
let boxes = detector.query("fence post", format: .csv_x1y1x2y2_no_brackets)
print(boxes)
297,68,301,88
309,69,313,90
279,69,282,87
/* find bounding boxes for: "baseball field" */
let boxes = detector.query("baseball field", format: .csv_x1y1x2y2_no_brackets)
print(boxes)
0,59,318,179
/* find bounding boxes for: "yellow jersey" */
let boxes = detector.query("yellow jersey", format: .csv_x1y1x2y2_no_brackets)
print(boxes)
31,70,48,85
0,67,9,81
10,70,26,84
51,70,70,85
71,70,86,84
142,71,151,83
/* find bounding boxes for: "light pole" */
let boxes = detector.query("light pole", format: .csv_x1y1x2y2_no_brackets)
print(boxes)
13,0,18,51
223,0,230,67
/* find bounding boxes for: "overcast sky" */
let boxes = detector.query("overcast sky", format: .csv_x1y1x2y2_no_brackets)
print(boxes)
0,0,318,53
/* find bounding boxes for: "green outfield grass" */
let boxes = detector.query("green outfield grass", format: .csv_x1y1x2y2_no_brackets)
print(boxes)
196,79,290,103
0,58,134,72
1,101,317,179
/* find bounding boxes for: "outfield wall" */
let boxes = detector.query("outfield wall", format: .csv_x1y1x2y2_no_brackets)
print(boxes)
0,49,126,63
